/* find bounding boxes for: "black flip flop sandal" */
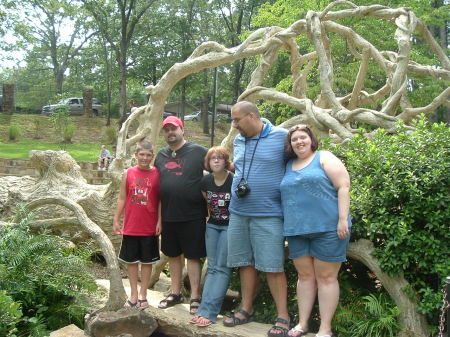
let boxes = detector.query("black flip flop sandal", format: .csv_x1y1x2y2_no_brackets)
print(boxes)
158,293,183,309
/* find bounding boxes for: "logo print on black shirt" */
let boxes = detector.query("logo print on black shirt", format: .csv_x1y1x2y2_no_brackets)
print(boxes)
163,158,185,176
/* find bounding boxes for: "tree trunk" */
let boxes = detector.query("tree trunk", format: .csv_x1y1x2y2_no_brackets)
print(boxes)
2,84,15,114
55,69,64,94
118,53,127,118
83,89,94,117
181,78,187,121
202,69,210,135
348,239,430,337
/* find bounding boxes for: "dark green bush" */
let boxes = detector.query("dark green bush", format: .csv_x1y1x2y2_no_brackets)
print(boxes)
8,124,21,141
328,118,450,329
104,126,117,145
247,118,448,333
335,292,400,337
0,290,22,337
0,210,98,335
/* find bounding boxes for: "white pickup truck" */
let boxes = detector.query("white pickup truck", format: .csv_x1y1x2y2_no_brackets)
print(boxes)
41,97,103,116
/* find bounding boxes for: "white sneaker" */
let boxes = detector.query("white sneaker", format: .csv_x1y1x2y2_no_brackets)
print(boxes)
97,167,102,170
102,167,107,171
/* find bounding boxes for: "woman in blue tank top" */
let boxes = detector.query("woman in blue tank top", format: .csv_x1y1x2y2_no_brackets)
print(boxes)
280,125,351,337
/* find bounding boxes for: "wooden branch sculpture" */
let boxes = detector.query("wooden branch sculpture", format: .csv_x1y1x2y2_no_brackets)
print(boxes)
26,196,127,311
113,1,449,169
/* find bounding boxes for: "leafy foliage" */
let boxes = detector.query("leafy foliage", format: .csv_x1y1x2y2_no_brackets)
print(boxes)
49,107,76,147
0,208,97,335
252,0,450,124
326,117,450,327
334,292,400,337
8,124,20,141
0,290,22,337
104,125,117,145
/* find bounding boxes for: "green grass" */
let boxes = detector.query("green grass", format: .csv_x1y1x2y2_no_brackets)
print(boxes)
0,139,100,161
0,113,229,162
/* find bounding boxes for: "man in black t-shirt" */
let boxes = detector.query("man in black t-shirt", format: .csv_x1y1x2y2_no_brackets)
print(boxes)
155,116,207,314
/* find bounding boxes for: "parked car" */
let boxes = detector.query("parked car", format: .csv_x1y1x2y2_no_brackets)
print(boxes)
124,110,174,119
41,97,103,116
184,111,214,122
164,111,175,118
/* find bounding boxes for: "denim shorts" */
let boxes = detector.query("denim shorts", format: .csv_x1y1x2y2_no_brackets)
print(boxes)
227,213,285,272
287,230,350,263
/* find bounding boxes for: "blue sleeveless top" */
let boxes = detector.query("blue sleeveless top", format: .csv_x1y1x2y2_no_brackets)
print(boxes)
280,151,351,236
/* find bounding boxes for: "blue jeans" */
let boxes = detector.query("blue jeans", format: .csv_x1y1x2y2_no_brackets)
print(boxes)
197,223,232,322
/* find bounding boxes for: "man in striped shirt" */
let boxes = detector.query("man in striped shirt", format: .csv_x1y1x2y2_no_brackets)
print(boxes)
223,101,290,336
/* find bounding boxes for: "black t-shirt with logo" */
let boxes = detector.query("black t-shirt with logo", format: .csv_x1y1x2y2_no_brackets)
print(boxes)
155,142,208,222
200,172,233,226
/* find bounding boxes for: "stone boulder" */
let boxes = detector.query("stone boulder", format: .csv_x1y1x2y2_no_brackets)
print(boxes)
85,308,158,337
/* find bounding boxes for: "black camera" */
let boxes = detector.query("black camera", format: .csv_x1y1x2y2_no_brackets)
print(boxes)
235,178,251,198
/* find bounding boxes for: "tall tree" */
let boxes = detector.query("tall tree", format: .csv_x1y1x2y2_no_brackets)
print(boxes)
4,0,96,94
82,0,158,117
213,0,269,102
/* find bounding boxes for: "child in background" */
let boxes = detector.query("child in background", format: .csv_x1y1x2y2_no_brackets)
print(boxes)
113,141,161,308
98,145,111,170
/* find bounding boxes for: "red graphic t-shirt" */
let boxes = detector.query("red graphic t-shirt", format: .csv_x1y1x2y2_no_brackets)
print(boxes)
123,166,160,236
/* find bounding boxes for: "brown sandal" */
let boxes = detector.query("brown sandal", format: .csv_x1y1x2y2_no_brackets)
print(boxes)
268,317,290,337
223,309,254,327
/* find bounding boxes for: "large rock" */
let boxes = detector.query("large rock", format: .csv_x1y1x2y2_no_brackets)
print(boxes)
49,324,86,337
96,279,316,337
85,307,158,337
0,150,122,249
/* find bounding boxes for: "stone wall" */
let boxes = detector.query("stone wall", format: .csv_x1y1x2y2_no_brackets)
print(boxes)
0,158,110,185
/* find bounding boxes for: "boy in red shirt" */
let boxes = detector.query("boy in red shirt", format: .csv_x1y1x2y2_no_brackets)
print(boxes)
113,141,161,308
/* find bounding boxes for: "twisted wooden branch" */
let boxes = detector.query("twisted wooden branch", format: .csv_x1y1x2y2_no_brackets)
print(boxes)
26,196,127,311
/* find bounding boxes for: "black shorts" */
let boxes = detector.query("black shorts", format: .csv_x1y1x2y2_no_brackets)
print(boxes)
161,219,206,259
118,235,160,264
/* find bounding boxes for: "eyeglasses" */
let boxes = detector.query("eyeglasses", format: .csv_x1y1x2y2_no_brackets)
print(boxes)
231,113,250,125
210,156,225,161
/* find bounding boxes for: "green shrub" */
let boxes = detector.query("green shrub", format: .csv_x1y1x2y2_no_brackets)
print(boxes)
63,124,75,143
334,292,400,337
8,124,20,141
327,117,450,330
0,289,22,337
0,208,98,334
104,126,117,145
32,118,43,139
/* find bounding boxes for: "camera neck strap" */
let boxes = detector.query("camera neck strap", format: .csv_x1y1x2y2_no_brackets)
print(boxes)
242,124,264,182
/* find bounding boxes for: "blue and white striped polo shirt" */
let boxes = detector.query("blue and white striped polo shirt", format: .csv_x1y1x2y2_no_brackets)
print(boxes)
229,119,288,217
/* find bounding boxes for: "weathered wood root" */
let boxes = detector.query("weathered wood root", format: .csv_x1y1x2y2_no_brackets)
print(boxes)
348,239,430,337
26,196,127,311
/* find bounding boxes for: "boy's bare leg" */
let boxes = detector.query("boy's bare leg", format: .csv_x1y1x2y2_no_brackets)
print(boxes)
127,263,139,304
139,264,153,300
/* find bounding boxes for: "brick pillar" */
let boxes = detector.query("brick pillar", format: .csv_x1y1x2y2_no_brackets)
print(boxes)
83,89,93,117
2,84,16,114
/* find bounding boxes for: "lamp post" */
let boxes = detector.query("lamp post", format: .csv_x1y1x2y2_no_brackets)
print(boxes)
210,67,218,147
